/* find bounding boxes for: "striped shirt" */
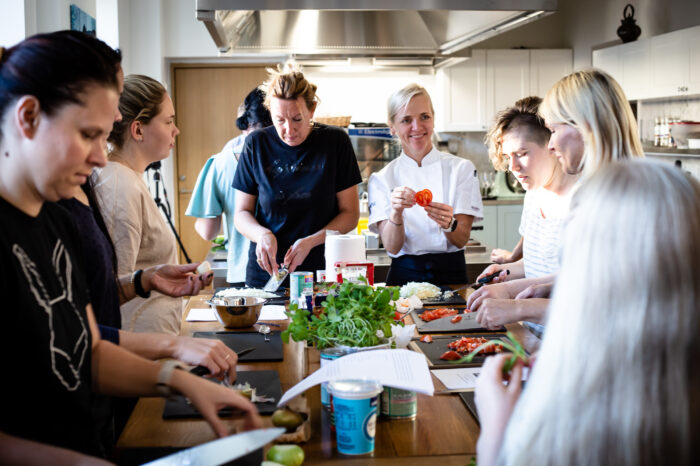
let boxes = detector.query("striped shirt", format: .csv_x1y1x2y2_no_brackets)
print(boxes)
519,187,572,279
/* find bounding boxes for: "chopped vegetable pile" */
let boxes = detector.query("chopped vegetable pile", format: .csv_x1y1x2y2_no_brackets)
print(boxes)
281,280,400,349
419,308,458,321
452,331,529,373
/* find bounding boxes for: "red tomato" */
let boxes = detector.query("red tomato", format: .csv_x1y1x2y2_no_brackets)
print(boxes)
450,315,462,324
394,311,402,321
420,335,433,343
439,350,462,361
415,189,433,207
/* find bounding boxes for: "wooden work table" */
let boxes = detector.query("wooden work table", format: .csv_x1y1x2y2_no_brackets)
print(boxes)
115,288,540,465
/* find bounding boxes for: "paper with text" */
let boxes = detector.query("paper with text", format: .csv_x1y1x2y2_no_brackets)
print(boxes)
278,349,433,406
432,366,529,391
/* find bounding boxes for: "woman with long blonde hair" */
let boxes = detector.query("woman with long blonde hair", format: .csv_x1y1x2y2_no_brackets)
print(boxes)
475,159,700,465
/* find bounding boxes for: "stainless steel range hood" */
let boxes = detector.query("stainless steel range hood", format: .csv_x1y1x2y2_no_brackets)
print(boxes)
196,0,556,68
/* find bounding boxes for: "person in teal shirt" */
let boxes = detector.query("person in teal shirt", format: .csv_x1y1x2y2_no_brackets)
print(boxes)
186,88,272,285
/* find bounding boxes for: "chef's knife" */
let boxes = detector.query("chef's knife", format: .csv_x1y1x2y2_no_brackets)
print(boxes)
143,427,285,466
419,311,482,332
468,269,510,290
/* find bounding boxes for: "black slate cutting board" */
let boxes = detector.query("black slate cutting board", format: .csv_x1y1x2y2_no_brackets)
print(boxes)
193,331,284,362
459,392,480,424
415,285,467,306
410,308,505,333
410,334,508,368
163,370,282,419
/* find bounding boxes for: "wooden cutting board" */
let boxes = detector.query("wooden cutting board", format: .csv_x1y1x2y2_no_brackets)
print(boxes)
410,309,505,333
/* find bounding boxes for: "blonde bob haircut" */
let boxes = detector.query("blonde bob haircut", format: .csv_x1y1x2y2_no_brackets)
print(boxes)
486,96,551,171
261,62,318,112
387,83,435,125
499,159,700,466
108,74,167,151
539,68,644,178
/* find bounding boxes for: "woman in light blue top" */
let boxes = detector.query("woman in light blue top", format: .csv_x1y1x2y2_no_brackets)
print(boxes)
186,88,272,285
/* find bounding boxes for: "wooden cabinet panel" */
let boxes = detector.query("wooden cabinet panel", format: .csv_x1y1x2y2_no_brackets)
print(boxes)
529,49,572,98
486,50,530,126
497,204,523,251
650,29,690,97
437,50,487,131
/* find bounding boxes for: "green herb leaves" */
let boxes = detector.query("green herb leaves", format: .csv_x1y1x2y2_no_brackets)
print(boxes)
281,281,400,349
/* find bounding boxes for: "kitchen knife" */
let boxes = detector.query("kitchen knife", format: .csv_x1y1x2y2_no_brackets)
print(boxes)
469,269,510,290
143,427,285,466
190,347,256,376
419,311,482,332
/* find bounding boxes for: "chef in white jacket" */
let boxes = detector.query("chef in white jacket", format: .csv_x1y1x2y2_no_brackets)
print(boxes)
368,84,483,286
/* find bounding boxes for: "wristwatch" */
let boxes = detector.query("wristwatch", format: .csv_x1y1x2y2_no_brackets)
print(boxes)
131,269,151,298
442,217,458,232
156,360,184,398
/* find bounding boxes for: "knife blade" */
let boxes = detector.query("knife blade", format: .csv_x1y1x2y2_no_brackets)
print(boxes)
419,311,480,331
190,347,257,376
262,266,289,293
143,427,285,466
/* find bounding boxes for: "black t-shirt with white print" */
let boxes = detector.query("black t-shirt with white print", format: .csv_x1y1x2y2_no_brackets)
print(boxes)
0,196,100,456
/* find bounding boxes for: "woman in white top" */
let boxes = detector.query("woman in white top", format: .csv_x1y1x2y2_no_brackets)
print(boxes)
368,84,483,286
93,75,183,335
470,97,579,333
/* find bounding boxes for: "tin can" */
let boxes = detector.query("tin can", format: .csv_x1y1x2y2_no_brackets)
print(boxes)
290,271,313,301
380,387,417,420
320,347,348,409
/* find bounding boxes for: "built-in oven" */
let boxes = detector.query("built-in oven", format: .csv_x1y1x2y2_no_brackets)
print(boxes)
347,123,401,197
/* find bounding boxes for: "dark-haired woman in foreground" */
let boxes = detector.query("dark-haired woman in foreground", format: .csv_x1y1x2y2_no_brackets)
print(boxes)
0,31,260,464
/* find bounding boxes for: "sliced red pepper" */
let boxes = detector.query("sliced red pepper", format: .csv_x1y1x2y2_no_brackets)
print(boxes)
420,335,433,343
450,315,462,324
415,189,433,207
394,311,402,321
439,350,462,361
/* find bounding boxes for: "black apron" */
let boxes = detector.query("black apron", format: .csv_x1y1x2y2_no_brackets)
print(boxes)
386,250,467,286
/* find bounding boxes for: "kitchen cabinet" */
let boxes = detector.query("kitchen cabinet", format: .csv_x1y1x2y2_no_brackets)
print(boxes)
436,50,487,131
485,50,530,127
437,49,572,131
593,24,700,100
470,202,523,251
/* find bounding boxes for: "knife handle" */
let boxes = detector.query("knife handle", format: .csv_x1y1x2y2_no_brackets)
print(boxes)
478,269,510,284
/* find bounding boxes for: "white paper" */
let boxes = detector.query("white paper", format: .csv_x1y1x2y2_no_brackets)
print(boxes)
186,308,217,321
432,367,530,391
259,305,289,321
278,349,434,406
431,368,482,390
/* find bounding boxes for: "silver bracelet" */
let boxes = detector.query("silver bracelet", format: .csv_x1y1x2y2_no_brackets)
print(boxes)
156,360,185,398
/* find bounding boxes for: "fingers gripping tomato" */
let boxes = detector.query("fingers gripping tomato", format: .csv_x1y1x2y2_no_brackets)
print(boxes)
415,189,433,207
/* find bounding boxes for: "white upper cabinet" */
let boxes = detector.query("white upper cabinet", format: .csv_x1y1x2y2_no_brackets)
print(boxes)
485,50,531,126
437,49,571,131
436,50,487,131
650,28,690,97
529,49,573,98
594,24,700,100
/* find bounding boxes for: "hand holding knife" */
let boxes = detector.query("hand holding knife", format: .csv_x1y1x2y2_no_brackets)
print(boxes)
190,347,256,377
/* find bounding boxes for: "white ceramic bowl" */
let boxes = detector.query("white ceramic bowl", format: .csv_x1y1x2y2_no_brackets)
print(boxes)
670,122,700,148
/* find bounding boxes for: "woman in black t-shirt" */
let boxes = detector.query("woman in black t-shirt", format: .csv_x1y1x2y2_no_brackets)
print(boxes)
233,65,361,287
0,31,260,464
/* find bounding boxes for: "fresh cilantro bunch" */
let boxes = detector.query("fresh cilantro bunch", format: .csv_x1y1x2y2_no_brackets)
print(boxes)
281,280,400,349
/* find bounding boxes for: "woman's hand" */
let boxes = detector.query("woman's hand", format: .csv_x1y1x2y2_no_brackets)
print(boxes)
172,336,238,382
467,282,514,312
475,354,523,466
170,370,263,437
144,263,213,297
284,237,313,273
390,186,416,217
515,283,552,300
475,299,518,330
256,232,278,276
424,202,454,230
476,264,510,284
490,248,513,264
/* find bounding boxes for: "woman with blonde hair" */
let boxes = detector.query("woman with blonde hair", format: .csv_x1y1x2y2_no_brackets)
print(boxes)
368,83,482,285
233,64,361,286
468,69,644,325
475,159,700,466
92,74,186,335
470,96,579,334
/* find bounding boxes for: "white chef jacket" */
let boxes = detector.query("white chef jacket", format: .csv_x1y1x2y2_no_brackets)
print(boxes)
368,147,483,258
